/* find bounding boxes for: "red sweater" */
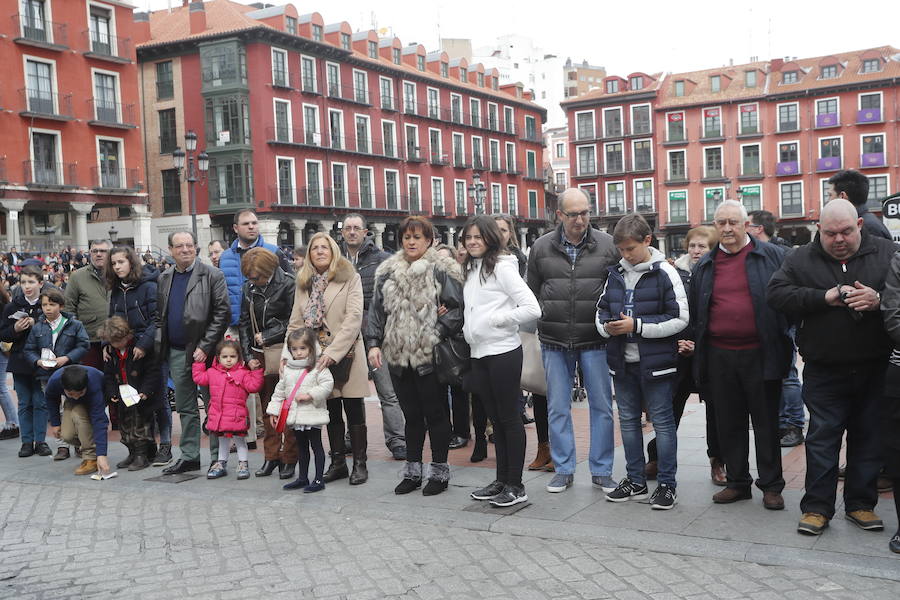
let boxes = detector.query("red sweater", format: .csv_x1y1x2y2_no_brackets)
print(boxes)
708,241,760,350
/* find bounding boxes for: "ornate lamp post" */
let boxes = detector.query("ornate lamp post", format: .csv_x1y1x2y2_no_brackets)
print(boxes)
172,130,209,241
467,171,486,215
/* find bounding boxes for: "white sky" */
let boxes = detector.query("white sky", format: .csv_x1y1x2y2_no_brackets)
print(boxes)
141,0,899,75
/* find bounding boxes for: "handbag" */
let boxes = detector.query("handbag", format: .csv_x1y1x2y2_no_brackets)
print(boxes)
519,331,547,396
275,369,309,433
433,334,470,387
317,327,357,384
248,302,283,376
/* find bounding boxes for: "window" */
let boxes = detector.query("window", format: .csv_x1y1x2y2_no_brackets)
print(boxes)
603,108,622,137
634,180,653,211
577,146,596,175
703,107,721,137
382,121,396,158
668,191,687,223
96,138,122,188
629,76,643,90
704,147,723,178
575,112,594,140
93,71,118,122
779,142,798,164
355,115,370,153
452,133,464,166
555,142,565,159
705,188,724,221
202,45,247,87
491,183,502,213
429,128,442,162
782,70,798,84
470,99,481,127
633,140,652,170
379,77,393,110
674,80,684,97
527,189,538,219
710,75,721,92
489,139,500,170
508,185,517,215
367,41,377,59
209,158,253,206
156,61,173,100
525,115,536,140
860,93,881,110
403,82,416,115
745,70,757,88
392,48,401,65
353,69,368,103
740,104,758,134
816,98,838,117
606,182,625,213
301,56,316,93
431,178,444,212
505,142,516,172
358,167,374,208
441,62,448,78
819,137,841,159
556,172,566,186
606,79,619,93
472,136,483,169
271,49,288,87
405,124,419,160
88,4,113,55
631,105,651,135
739,185,761,213
778,103,798,131
205,96,251,145
25,58,54,114
487,103,498,130
477,72,484,86
862,58,881,74
780,182,803,215
427,88,440,119
460,67,467,82
20,0,49,43
340,33,350,51
820,65,837,79
455,180,467,214
742,145,760,175
302,105,319,145
407,175,420,212
450,94,462,123
332,163,346,206
605,142,623,173
286,16,297,35
328,109,343,148
867,175,888,210
503,106,514,133
161,169,181,213
668,150,686,180
159,108,177,153
862,134,885,156
385,170,399,209
311,24,323,42
276,158,295,204
526,150,536,178
666,112,685,142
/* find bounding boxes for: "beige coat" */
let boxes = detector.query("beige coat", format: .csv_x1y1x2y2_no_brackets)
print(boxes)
285,259,369,399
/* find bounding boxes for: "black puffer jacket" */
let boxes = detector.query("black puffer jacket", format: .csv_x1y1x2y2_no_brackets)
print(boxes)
526,225,619,349
238,267,295,360
341,236,390,312
0,283,58,374
109,267,159,351
768,230,896,365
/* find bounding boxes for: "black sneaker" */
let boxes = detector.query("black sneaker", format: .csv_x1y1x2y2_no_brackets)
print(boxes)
779,426,804,447
489,484,528,507
470,480,505,501
649,484,677,510
605,477,649,502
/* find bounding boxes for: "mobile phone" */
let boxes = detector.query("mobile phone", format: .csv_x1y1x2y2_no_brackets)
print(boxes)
602,318,618,324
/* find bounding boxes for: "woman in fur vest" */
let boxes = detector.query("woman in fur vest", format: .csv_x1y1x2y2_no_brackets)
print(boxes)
367,216,465,496
284,232,370,485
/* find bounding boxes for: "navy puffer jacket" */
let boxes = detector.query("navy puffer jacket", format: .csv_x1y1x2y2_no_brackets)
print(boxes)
109,267,158,351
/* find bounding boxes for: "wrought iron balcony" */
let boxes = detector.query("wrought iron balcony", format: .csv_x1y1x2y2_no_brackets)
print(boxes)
19,89,73,120
12,14,68,49
82,30,132,63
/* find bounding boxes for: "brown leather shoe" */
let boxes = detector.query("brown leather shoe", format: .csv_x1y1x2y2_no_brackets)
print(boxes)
713,487,752,504
644,460,659,480
53,447,70,461
527,442,552,471
710,458,727,486
763,491,785,510
74,459,97,476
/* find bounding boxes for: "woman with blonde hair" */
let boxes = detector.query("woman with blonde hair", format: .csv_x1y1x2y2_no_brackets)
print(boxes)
284,232,370,485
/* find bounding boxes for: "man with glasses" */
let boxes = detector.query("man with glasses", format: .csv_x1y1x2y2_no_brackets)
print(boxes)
157,231,230,474
689,200,791,510
526,188,619,493
64,239,111,370
340,214,406,460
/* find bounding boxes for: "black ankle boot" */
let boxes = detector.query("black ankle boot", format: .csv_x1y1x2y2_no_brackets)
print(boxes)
470,436,487,462
322,452,348,482
255,460,280,477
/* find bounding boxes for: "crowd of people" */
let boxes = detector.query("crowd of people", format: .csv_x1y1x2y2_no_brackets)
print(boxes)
0,168,898,555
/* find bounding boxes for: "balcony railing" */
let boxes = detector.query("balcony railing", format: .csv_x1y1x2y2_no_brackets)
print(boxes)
738,161,765,179
700,124,724,140
701,165,728,181
82,30,131,62
380,94,396,111
520,131,542,143
90,166,141,191
12,14,68,48
23,160,77,187
430,153,449,166
665,167,690,183
575,128,596,142
88,99,136,127
0,156,6,183
19,88,73,119
326,83,370,105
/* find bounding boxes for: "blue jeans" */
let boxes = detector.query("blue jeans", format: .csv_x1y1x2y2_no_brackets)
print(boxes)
14,373,47,444
542,346,614,476
614,363,677,487
0,354,18,428
780,343,805,429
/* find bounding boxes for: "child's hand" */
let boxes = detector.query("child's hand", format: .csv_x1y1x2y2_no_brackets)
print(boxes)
269,415,278,428
293,393,312,404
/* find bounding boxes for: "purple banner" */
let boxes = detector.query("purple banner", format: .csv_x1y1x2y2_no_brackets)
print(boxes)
857,108,882,124
817,157,841,171
816,113,838,128
776,161,799,175
861,152,885,167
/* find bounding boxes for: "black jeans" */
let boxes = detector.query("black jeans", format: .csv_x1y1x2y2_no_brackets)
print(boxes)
392,369,450,464
707,346,784,493
801,361,885,519
533,394,549,444
448,385,470,438
469,348,525,487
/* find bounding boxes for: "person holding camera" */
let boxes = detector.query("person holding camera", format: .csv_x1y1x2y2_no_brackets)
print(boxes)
768,198,896,537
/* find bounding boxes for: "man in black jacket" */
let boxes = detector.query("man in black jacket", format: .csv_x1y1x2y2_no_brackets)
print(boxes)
340,214,406,460
768,199,894,536
827,169,892,240
156,231,230,474
527,188,620,494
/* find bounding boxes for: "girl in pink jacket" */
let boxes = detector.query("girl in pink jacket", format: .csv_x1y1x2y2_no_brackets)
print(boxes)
192,340,264,480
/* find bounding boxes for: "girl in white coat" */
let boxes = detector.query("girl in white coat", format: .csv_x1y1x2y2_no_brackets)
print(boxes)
267,328,334,493
462,216,541,507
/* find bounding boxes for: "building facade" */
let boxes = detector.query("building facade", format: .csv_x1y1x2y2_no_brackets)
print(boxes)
128,0,547,252
0,0,146,251
562,46,900,255
563,59,607,100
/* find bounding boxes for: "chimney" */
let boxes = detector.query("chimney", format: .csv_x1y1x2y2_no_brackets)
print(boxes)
770,58,784,72
133,12,151,45
189,1,206,35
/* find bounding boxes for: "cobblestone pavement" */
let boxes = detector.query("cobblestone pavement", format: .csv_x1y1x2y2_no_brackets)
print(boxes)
2,478,899,600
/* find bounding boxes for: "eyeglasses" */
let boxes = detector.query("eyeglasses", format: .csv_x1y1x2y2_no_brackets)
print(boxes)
343,226,365,232
90,249,109,254
560,209,591,219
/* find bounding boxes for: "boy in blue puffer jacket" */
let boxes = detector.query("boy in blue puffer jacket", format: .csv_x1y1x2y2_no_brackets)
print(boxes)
596,214,689,510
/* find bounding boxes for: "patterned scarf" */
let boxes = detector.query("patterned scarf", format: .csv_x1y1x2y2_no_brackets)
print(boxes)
304,272,329,328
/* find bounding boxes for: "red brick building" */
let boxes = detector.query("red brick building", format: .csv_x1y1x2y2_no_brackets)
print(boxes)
0,0,145,251
562,46,900,254
132,0,547,251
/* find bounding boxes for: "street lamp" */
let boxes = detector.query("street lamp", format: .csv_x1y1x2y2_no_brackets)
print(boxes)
467,171,487,215
108,225,118,244
172,130,209,241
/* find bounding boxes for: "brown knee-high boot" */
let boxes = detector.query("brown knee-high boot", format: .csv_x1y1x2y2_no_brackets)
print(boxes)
349,424,368,485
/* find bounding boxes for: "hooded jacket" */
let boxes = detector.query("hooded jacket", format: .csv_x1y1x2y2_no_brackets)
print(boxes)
109,267,158,351
238,267,295,361
23,311,90,382
266,359,333,427
596,247,689,379
0,282,57,374
192,358,264,434
340,235,390,313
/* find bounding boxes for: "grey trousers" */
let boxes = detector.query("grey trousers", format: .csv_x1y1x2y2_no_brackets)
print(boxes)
371,358,405,451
